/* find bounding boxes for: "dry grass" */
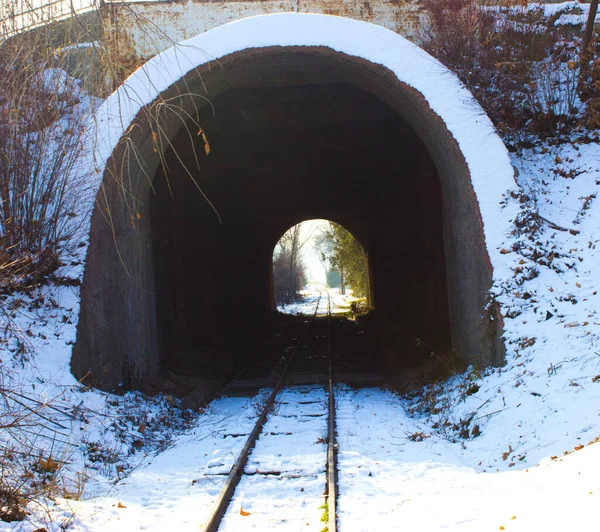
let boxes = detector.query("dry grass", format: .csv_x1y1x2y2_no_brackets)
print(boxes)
421,0,595,147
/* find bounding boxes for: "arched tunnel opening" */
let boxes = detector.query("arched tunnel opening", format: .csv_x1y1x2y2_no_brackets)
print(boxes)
271,219,372,312
73,34,509,392
149,77,451,384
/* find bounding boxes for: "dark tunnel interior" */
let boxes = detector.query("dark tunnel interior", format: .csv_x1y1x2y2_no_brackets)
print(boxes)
150,81,451,380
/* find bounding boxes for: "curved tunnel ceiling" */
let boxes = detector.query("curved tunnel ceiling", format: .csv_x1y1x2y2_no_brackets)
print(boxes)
72,14,519,389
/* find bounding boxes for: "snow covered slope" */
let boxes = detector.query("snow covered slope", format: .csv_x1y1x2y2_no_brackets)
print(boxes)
1,139,599,531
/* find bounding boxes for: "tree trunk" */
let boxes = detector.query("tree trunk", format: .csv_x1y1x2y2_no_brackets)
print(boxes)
583,0,599,52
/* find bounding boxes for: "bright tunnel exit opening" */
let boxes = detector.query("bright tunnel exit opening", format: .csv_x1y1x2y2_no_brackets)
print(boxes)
272,219,371,316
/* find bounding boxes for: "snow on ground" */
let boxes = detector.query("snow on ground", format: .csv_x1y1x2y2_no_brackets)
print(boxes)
56,395,259,531
337,387,600,531
539,1,600,25
277,285,359,316
219,386,328,531
276,286,324,316
1,136,599,529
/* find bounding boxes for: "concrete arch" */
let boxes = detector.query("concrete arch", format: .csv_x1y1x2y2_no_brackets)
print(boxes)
72,14,518,389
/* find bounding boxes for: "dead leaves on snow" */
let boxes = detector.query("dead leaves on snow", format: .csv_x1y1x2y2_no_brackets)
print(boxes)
564,321,589,328
499,516,517,530
550,437,600,462
502,445,513,461
518,337,536,348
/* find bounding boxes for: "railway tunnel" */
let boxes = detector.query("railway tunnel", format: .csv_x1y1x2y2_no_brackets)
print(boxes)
71,14,517,391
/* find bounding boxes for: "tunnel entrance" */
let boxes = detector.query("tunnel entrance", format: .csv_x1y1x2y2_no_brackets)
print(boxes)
149,81,451,381
72,15,514,390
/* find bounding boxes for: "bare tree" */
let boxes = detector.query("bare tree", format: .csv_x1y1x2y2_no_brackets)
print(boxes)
273,223,316,306
0,25,95,287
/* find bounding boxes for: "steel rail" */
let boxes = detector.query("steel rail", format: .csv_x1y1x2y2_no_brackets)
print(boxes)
326,290,338,532
202,292,323,532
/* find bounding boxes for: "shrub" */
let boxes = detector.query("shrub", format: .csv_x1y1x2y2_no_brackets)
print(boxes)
421,0,587,147
0,36,91,289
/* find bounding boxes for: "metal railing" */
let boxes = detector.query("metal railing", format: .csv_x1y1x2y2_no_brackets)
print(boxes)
0,0,99,39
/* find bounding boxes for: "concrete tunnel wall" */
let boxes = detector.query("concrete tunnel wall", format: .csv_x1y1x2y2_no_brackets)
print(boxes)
146,77,454,377
71,14,518,390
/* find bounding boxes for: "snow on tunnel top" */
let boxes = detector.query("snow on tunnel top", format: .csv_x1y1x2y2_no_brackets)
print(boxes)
88,13,519,279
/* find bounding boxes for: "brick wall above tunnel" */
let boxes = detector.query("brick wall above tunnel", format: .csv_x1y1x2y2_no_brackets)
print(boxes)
71,14,520,390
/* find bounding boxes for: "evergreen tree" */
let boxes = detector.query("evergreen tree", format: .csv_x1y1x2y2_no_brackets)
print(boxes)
316,222,369,299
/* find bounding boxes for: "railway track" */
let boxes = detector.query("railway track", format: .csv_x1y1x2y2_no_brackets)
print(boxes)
202,292,339,531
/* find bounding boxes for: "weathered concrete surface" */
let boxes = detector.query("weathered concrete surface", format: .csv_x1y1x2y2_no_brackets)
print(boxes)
102,0,424,59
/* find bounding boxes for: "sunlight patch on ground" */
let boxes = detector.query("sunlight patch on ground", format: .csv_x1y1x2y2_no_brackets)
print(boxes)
277,285,362,316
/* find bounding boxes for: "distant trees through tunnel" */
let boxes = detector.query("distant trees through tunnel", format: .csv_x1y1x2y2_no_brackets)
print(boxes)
272,222,310,307
272,220,370,308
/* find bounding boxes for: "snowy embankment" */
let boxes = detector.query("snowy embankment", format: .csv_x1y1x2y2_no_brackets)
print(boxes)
378,137,600,530
337,387,599,531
